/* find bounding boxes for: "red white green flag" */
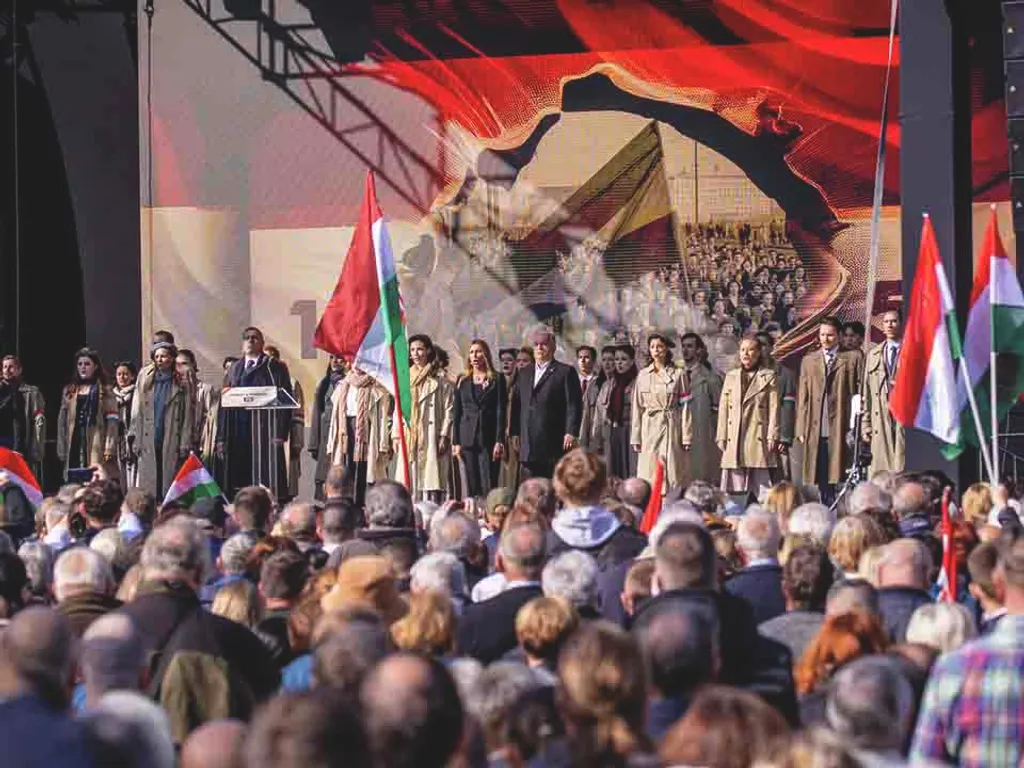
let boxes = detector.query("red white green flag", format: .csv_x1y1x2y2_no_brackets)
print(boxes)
0,447,42,507
163,452,222,507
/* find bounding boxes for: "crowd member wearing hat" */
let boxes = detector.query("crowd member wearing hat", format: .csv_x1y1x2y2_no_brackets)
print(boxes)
129,339,194,499
321,555,408,626
631,333,692,492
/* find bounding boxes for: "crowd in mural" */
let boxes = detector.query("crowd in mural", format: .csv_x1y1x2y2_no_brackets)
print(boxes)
0,297,1022,768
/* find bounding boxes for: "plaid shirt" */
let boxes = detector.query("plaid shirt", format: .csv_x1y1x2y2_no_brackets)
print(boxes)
910,614,1024,767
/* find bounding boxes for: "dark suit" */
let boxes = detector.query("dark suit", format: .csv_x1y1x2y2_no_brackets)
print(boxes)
509,360,582,479
218,355,294,499
452,375,507,497
458,583,543,664
724,563,786,626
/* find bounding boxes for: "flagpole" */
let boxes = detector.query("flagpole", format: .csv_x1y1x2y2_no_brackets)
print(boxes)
388,345,412,489
958,355,997,484
990,214,1000,485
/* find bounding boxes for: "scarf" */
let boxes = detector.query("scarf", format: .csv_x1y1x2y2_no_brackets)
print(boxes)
315,369,345,417
609,365,638,425
408,363,437,457
343,371,375,461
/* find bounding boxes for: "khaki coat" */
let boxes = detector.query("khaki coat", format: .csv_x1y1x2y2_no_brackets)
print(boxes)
398,371,454,495
199,383,221,461
861,343,905,474
683,364,723,483
327,382,394,484
767,360,798,480
578,376,603,451
56,385,119,473
498,373,519,488
631,364,692,490
716,367,780,469
588,377,636,455
129,367,194,498
796,349,862,485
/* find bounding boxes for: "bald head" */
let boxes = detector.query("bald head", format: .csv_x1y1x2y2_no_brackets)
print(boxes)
281,502,317,541
0,606,75,708
878,539,932,590
181,720,246,768
81,613,145,706
618,478,652,511
893,481,929,520
497,523,547,581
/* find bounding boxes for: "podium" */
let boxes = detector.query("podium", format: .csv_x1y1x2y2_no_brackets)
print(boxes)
220,386,299,499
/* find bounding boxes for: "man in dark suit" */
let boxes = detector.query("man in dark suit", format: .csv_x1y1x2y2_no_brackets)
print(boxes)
216,326,294,500
509,326,583,480
457,522,546,664
724,507,786,625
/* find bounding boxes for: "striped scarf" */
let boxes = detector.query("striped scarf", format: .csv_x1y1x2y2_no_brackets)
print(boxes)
343,371,375,462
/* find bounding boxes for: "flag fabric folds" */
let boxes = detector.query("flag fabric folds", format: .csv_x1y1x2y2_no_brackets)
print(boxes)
957,209,1024,449
937,488,957,603
0,447,42,508
639,458,665,535
164,453,222,507
889,216,962,450
313,172,412,424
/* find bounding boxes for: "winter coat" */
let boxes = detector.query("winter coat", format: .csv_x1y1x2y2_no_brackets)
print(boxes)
129,367,194,498
631,364,692,491
716,366,780,470
796,349,862,484
862,342,905,474
56,384,119,473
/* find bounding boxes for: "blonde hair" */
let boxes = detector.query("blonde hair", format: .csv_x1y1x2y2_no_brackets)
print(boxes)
828,515,887,573
779,533,816,567
905,602,978,654
553,449,607,507
390,589,457,657
461,339,497,382
961,483,992,529
212,580,262,628
857,545,887,586
765,482,801,534
515,596,578,663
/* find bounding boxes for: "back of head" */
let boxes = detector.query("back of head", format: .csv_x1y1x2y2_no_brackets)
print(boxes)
81,613,145,700
498,523,547,581
654,521,717,591
281,502,318,541
91,528,131,574
826,579,879,618
635,601,717,698
515,596,578,664
312,607,390,695
892,480,929,521
321,499,361,543
17,541,53,598
54,545,114,602
219,532,258,577
244,690,371,768
390,590,457,656
324,464,351,501
140,518,210,586
180,720,246,768
736,509,781,561
429,510,480,560
646,500,704,553
876,538,931,590
553,449,606,507
260,550,310,602
469,662,542,753
410,551,467,599
618,478,652,511
364,480,414,529
794,610,889,695
79,480,124,526
787,503,836,547
0,606,74,708
82,690,176,768
905,602,978,654
847,482,892,517
684,481,721,517
515,478,556,520
826,656,913,752
232,486,273,532
124,489,158,527
361,653,464,768
783,544,835,611
542,550,599,609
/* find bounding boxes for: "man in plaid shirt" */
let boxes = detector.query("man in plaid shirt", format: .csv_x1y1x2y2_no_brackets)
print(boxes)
910,532,1024,767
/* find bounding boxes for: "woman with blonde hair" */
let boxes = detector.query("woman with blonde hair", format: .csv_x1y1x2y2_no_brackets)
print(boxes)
212,579,262,628
905,602,978,654
961,482,992,529
765,481,801,534
828,515,887,577
390,589,458,657
557,622,654,767
452,339,507,497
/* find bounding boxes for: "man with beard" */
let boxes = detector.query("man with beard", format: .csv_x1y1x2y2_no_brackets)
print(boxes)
0,356,45,475
717,336,782,494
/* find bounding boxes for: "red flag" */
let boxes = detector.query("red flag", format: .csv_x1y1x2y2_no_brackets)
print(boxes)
639,458,664,534
0,447,42,507
938,487,957,602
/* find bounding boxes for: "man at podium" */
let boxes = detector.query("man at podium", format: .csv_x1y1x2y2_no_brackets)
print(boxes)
217,326,294,500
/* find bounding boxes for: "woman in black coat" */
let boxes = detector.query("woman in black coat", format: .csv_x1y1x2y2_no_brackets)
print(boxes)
452,339,507,497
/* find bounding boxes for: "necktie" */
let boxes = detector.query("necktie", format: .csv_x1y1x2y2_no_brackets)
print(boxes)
581,378,589,397
246,359,256,372
887,344,898,376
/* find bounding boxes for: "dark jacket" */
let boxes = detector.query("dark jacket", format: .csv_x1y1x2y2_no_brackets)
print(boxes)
0,695,97,768
458,583,543,664
877,586,932,642
596,559,633,627
724,563,786,626
58,592,123,638
509,360,582,465
0,482,34,546
452,374,507,451
758,609,825,663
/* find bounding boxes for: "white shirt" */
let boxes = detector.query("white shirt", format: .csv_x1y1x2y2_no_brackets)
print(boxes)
345,385,359,417
534,360,552,386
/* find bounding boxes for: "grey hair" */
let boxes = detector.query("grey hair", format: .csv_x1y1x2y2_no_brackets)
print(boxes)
463,661,541,729
905,602,978,654
878,538,932,588
498,523,547,577
848,482,893,516
415,501,441,533
18,541,54,596
282,501,318,539
736,509,782,560
81,613,145,699
364,480,415,528
826,579,879,617
410,552,468,600
82,690,176,768
684,481,721,515
90,528,130,572
429,511,480,560
219,532,258,576
140,518,211,584
542,550,599,609
647,499,704,552
525,324,556,347
54,546,115,602
826,656,914,752
447,657,484,708
788,502,836,547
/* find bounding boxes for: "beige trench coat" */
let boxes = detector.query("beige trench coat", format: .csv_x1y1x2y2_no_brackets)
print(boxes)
193,382,216,455
56,385,120,473
861,343,905,475
578,377,603,451
129,368,194,498
631,364,692,491
796,349,862,485
683,365,723,483
588,377,636,456
396,371,454,495
716,367,780,469
327,382,394,484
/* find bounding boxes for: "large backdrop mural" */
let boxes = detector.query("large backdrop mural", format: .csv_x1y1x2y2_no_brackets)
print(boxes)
141,0,1010,406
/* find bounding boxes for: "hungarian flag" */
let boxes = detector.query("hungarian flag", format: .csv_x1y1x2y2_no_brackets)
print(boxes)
936,488,957,603
164,452,222,507
313,172,412,428
890,216,961,449
956,208,1024,448
0,447,42,507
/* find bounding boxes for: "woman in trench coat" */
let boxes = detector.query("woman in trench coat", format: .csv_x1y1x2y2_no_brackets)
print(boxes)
631,334,692,492
57,348,120,481
399,334,454,502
